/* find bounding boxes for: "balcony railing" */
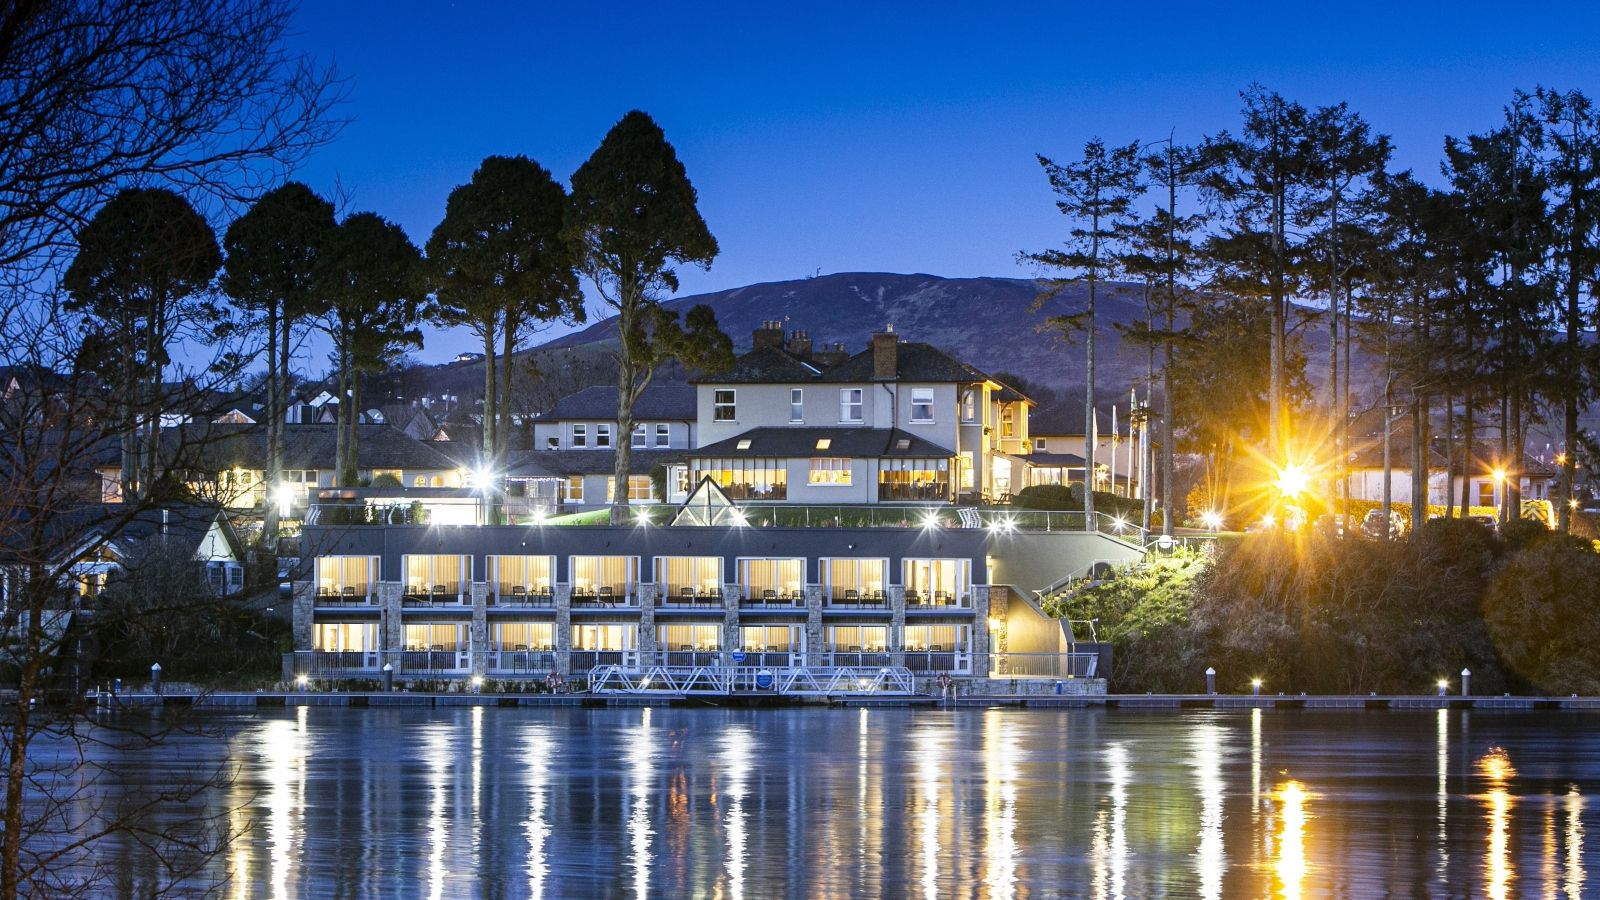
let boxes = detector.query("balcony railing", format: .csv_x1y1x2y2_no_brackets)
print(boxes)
314,587,376,607
658,590,725,609
902,650,972,674
571,650,639,670
734,651,804,668
489,589,555,608
820,651,892,668
570,588,636,608
825,591,888,610
402,587,466,607
658,650,726,667
905,591,971,610
286,650,380,674
739,590,805,608
989,652,1100,679
486,649,557,674
400,649,469,672
876,481,951,502
707,483,787,501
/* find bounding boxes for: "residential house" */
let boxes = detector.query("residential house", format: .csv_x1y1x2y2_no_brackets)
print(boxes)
688,322,1032,504
1025,402,1142,497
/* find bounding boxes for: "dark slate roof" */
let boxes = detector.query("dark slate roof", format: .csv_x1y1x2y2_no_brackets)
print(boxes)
692,346,822,384
0,503,239,566
816,342,992,384
534,381,697,421
690,427,953,459
506,449,685,478
129,423,463,472
1023,451,1088,468
1029,402,1114,436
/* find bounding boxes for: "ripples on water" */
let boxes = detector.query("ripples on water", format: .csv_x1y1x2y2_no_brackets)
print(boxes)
79,708,1599,897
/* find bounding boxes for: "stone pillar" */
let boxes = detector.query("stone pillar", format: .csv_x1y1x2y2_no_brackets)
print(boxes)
554,583,572,676
291,580,314,651
637,583,658,663
972,584,996,679
380,582,404,671
805,583,824,666
888,584,907,667
469,582,488,678
722,582,741,661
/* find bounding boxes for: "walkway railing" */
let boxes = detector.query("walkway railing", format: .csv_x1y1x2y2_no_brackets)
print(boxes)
589,663,917,696
990,652,1099,679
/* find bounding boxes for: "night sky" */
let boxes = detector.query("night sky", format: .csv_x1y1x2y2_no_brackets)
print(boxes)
284,1,1600,361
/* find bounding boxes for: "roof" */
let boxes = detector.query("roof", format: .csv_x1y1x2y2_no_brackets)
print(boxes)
1022,451,1088,468
1029,402,1117,436
505,448,685,478
103,423,465,473
693,346,822,384
816,341,992,384
0,503,240,566
690,427,954,459
534,381,697,421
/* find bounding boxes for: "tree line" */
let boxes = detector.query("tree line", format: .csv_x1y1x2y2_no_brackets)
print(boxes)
1027,84,1600,535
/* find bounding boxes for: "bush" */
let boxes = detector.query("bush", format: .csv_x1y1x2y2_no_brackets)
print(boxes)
1482,535,1600,695
370,472,402,488
1014,483,1076,509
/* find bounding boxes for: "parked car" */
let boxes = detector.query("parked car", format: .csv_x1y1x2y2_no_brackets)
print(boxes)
1361,509,1405,540
1315,513,1352,537
1466,514,1500,536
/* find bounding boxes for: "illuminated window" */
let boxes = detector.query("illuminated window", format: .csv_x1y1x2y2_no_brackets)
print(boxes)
565,475,584,503
815,438,831,450
809,458,852,485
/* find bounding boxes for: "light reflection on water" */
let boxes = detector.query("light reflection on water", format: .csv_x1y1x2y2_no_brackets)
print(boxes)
87,708,1600,896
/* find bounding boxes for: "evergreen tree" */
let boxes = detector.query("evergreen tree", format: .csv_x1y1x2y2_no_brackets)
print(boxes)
1021,138,1144,527
568,111,732,522
316,212,423,484
427,155,584,488
221,182,337,547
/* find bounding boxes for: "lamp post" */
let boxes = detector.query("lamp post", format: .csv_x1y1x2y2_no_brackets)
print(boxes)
150,662,162,695
1205,666,1216,695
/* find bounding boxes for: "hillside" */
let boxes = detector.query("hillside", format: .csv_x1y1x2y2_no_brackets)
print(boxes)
545,272,1167,395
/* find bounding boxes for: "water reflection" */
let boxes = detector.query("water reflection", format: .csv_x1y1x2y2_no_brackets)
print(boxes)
1479,747,1516,900
983,709,1018,900
1565,785,1585,898
522,724,552,898
914,721,945,900
1274,780,1309,900
627,707,654,900
1436,708,1449,883
421,722,452,900
1091,743,1130,899
1189,725,1225,900
256,705,308,900
718,726,753,900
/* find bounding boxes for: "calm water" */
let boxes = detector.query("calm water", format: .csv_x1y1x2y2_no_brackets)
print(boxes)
74,706,1599,897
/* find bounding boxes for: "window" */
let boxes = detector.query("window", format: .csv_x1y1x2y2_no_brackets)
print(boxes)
809,457,852,486
655,423,670,447
596,424,612,448
632,424,647,448
714,389,736,422
961,389,977,422
815,438,831,450
911,388,934,423
689,457,787,500
1477,481,1495,508
1035,438,1047,452
572,424,587,448
839,388,863,423
790,389,804,423
605,476,655,502
414,475,426,487
1001,405,1015,437
565,475,584,503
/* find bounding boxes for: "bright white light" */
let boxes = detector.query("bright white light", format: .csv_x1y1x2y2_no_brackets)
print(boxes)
1201,511,1223,530
532,510,547,525
922,511,940,529
469,465,497,489
295,674,307,686
274,482,297,514
1112,516,1127,532
634,507,651,525
470,675,483,688
732,511,748,527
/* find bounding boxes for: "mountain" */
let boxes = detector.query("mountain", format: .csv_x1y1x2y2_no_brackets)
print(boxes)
546,272,1166,397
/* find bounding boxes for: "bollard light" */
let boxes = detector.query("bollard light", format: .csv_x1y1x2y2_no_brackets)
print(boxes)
1460,668,1472,697
1251,678,1262,697
382,662,394,693
1437,678,1449,697
151,662,162,695
296,674,308,692
1205,666,1216,695
470,675,484,694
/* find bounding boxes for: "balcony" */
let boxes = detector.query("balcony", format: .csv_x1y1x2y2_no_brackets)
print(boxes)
819,651,892,668
658,588,725,609
877,480,950,502
570,587,637,609
657,650,726,667
286,650,380,674
739,589,805,609
399,649,469,673
489,587,555,608
902,650,972,674
486,649,557,674
905,590,971,611
314,586,376,607
402,585,466,607
824,590,888,611
571,649,640,670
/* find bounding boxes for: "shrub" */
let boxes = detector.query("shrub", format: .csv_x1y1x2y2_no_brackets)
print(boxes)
370,472,403,488
1481,536,1600,695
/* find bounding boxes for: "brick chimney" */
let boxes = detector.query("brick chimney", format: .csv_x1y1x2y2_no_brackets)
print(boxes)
752,320,784,350
786,329,813,360
812,341,850,368
871,324,898,380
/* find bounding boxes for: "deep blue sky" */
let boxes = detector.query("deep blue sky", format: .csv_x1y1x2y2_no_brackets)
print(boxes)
285,1,1600,362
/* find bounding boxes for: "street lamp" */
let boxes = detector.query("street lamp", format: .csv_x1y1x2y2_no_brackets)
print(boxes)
1276,463,1310,498
1201,511,1223,531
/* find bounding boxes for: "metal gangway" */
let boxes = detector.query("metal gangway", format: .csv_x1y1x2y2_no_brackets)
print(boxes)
588,664,918,696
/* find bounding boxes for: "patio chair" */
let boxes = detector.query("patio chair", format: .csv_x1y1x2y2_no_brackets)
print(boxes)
341,585,357,599
599,585,616,606
680,586,696,602
512,585,527,598
762,588,778,603
905,590,921,605
934,590,951,606
844,589,860,603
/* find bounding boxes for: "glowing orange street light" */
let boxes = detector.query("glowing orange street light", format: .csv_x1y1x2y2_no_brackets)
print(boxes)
1276,463,1310,499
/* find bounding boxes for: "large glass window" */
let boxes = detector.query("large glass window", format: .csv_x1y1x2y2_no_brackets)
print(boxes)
655,556,723,598
902,558,972,605
572,623,637,651
1001,405,1015,437
738,558,805,600
839,388,863,423
605,476,655,502
741,624,803,652
910,388,934,423
660,623,722,651
826,625,888,652
824,558,887,602
313,622,376,652
632,424,647,448
689,457,786,500
570,556,637,599
713,389,736,422
490,555,555,598
404,622,464,651
564,475,584,503
879,458,950,501
401,554,468,599
315,556,378,600
809,458,852,486
492,622,554,651
961,388,977,422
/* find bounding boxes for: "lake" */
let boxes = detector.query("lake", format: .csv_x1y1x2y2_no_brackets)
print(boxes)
67,706,1597,897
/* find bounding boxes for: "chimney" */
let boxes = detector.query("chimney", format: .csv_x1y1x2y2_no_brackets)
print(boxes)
752,320,784,350
871,324,898,380
786,329,813,360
